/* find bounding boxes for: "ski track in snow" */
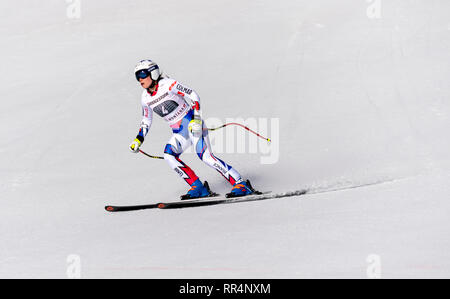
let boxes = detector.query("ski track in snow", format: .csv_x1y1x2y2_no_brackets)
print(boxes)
305,175,413,195
1,0,450,278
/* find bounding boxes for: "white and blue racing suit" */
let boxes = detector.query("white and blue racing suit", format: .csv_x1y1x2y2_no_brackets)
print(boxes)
136,77,243,187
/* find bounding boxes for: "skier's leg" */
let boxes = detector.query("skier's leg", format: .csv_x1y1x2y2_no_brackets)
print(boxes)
163,134,199,186
164,112,211,199
193,126,246,187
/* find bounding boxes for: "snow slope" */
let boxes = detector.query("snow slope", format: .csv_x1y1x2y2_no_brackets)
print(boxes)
1,0,449,278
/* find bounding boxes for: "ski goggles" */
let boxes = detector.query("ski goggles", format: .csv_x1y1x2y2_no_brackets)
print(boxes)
135,69,151,81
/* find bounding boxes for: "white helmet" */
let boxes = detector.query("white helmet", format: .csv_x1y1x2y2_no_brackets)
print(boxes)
134,60,161,81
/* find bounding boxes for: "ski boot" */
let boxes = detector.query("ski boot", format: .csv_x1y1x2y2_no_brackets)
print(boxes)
226,180,261,198
180,179,217,200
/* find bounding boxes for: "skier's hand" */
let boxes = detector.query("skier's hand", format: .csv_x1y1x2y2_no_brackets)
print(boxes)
129,138,142,153
188,117,203,137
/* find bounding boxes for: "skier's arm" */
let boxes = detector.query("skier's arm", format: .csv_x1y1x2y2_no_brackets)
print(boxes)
169,80,204,136
136,105,153,143
170,81,202,118
130,103,153,153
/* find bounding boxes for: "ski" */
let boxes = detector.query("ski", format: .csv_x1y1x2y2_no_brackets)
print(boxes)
105,192,222,212
104,189,307,212
105,203,160,212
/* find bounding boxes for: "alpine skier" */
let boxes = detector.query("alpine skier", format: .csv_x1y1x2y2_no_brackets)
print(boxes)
129,60,256,199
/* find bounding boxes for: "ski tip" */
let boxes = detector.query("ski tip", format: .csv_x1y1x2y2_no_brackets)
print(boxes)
105,206,116,212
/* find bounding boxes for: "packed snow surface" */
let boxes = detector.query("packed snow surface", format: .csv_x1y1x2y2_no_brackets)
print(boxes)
1,0,449,278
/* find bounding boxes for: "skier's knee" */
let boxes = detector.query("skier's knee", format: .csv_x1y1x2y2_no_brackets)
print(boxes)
197,151,204,160
164,144,180,160
195,141,207,160
197,148,214,164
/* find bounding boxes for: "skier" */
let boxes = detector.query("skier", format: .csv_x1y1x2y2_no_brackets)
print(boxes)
129,60,256,199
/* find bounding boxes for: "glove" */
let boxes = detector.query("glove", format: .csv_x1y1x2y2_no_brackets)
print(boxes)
129,138,142,153
188,115,203,137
